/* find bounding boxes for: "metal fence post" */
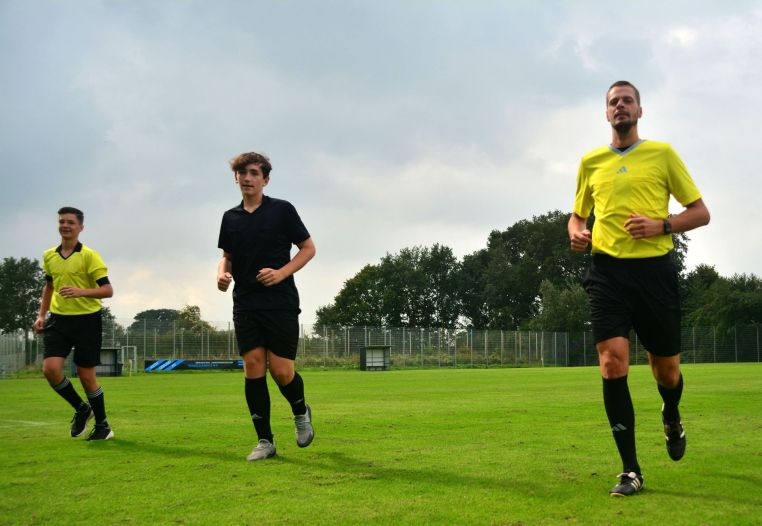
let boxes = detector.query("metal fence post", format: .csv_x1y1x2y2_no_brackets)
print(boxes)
453,329,457,367
484,330,488,367
692,326,696,363
500,330,504,366
515,329,519,367
712,327,717,363
172,321,176,359
470,329,473,368
553,332,557,367
143,319,147,364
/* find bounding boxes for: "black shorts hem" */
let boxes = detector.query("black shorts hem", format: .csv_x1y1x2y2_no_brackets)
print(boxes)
234,310,299,361
42,312,103,367
584,254,681,357
592,329,631,346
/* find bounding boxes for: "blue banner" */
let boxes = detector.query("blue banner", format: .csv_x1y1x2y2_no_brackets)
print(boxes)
145,359,243,371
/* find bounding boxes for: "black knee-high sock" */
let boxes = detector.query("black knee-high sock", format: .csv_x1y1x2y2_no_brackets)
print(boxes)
86,386,108,426
245,377,273,443
658,373,683,421
602,376,640,474
52,377,87,411
278,372,307,416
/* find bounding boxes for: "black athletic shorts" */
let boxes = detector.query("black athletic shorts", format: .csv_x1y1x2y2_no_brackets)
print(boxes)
43,311,103,367
233,310,300,360
583,253,681,357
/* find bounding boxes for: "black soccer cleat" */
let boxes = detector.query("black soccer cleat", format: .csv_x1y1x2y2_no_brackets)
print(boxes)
663,417,686,461
86,424,114,441
609,472,644,497
70,406,93,438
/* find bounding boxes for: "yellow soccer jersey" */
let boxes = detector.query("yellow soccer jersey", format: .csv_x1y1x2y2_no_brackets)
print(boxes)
573,140,702,258
42,242,109,315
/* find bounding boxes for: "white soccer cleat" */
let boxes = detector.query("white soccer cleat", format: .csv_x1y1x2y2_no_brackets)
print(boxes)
294,405,314,448
246,439,276,461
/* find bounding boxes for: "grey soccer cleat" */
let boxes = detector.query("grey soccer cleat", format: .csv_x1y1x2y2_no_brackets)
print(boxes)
294,405,314,448
246,439,276,461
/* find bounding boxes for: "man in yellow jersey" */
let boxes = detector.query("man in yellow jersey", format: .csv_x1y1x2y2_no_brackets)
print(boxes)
568,81,710,496
33,207,115,441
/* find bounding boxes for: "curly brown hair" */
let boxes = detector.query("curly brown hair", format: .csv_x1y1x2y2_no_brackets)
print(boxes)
229,152,272,178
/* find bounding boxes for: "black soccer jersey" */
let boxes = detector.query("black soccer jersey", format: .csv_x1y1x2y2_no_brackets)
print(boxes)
218,196,310,312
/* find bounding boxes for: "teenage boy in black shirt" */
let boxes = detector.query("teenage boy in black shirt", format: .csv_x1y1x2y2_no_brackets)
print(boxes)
217,152,316,461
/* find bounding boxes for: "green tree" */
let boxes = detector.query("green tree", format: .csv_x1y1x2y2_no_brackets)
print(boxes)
129,308,179,333
100,306,128,347
681,263,721,317
316,264,385,328
0,257,44,334
685,273,762,332
316,245,461,328
0,257,45,363
527,280,589,332
475,210,591,328
177,305,215,333
378,245,461,328
316,210,695,331
458,249,491,329
671,231,690,276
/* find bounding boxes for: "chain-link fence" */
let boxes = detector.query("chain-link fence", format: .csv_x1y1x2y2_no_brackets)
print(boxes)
0,332,27,378
301,325,762,368
2,321,761,376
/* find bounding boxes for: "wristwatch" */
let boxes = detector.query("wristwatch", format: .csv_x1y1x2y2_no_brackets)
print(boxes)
663,219,672,234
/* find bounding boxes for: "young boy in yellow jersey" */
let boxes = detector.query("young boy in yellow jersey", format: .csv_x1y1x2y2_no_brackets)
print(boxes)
568,81,710,496
33,207,115,440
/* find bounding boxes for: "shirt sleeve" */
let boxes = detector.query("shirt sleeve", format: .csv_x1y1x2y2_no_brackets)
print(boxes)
666,146,702,206
218,213,232,253
87,250,109,283
42,252,52,281
572,159,594,218
285,202,310,244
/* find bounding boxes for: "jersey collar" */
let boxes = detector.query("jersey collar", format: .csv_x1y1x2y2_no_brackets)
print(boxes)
56,242,83,259
235,195,269,213
608,139,645,156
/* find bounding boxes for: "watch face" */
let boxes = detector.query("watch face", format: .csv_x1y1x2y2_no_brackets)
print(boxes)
664,220,672,234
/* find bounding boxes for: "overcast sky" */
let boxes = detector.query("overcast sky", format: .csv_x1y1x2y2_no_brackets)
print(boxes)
2,0,761,325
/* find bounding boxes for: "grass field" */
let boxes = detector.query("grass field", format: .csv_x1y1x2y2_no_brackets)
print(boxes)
1,364,760,525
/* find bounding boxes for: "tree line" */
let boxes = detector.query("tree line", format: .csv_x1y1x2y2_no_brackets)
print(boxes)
315,210,762,332
0,256,217,342
2,209,761,338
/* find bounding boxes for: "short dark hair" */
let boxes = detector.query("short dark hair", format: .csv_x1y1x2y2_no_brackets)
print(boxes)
230,152,272,178
607,80,640,105
58,206,84,224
